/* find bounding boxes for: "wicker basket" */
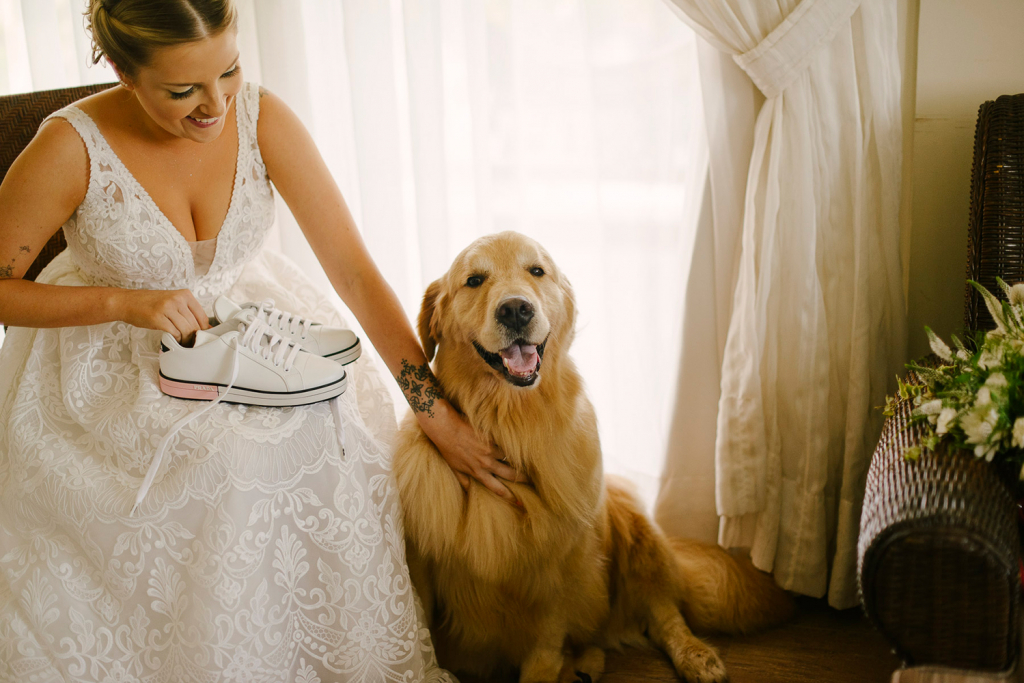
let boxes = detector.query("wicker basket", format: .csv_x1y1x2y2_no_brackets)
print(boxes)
858,365,1021,671
0,82,116,282
965,93,1024,332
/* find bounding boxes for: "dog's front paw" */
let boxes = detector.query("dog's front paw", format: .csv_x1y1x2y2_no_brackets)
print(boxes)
673,642,728,683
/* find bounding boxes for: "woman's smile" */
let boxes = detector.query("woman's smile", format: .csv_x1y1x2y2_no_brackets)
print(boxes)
185,114,221,128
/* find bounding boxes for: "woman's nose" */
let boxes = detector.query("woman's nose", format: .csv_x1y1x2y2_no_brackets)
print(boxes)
199,86,228,118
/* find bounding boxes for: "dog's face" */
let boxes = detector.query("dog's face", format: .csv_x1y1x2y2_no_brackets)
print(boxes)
419,232,575,388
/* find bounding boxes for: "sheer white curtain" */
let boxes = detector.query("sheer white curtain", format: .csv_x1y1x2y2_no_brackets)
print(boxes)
0,0,708,510
656,0,906,608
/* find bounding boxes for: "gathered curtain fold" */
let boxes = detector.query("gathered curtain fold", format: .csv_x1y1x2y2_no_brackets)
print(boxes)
656,0,905,608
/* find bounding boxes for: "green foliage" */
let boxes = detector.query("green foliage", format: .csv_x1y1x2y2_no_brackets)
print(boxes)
891,279,1024,479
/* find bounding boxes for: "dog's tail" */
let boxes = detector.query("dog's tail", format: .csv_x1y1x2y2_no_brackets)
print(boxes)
669,537,795,635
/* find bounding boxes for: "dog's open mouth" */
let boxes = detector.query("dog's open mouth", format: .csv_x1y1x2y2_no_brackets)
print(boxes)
473,339,547,387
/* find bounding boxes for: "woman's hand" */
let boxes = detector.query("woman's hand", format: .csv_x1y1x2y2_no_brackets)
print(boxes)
113,288,210,344
420,400,530,505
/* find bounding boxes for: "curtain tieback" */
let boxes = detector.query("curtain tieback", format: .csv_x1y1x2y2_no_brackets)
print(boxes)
734,0,862,99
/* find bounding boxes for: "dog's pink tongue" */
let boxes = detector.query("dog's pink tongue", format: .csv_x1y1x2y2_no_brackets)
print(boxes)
500,343,539,374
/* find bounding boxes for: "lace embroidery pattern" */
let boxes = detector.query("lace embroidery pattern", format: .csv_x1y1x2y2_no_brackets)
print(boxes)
0,83,452,683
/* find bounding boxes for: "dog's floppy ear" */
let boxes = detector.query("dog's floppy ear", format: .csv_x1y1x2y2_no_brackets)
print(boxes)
418,278,444,361
558,268,577,340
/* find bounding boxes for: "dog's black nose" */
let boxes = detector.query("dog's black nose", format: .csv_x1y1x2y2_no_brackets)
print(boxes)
495,297,534,330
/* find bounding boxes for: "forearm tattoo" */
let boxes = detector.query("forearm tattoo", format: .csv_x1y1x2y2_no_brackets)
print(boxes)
396,359,443,418
0,246,31,278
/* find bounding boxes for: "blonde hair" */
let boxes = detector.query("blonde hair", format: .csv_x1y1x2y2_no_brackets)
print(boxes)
86,0,238,78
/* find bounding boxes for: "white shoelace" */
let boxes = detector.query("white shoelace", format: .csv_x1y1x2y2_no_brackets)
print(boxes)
132,318,302,516
252,300,313,340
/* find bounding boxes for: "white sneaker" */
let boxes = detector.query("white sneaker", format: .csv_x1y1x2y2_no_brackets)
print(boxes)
159,317,347,407
213,297,361,365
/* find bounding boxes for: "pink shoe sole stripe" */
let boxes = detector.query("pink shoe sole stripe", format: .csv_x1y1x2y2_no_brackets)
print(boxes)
160,376,221,400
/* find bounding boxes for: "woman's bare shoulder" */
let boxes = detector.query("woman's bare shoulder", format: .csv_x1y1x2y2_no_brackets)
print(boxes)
254,86,317,180
6,97,97,214
254,85,292,134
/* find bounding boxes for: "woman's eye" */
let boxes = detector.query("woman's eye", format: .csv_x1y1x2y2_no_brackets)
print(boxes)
223,66,241,78
466,275,484,288
169,87,195,100
529,267,545,277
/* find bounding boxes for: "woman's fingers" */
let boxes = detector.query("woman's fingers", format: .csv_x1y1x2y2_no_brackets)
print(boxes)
155,316,182,341
477,471,515,503
491,459,531,485
185,296,210,331
165,309,196,345
455,472,471,491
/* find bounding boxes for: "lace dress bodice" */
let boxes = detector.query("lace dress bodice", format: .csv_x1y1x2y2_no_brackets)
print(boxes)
48,82,273,304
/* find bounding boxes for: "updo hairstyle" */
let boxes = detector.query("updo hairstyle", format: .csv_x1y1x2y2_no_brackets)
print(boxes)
86,0,238,79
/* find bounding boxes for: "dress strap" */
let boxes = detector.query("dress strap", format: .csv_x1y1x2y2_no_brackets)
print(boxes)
236,82,262,152
42,107,103,188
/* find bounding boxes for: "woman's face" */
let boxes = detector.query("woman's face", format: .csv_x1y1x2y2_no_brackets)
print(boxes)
126,28,243,143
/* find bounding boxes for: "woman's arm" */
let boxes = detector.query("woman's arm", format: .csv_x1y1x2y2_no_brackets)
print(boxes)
256,87,525,503
0,118,209,341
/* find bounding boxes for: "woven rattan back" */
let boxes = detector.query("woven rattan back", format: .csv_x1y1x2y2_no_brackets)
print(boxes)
965,93,1024,331
0,82,116,281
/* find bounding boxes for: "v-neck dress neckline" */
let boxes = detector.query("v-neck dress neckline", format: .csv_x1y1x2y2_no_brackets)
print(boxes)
66,97,245,281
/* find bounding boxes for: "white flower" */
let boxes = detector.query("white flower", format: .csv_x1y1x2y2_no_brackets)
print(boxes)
926,327,953,362
975,442,1000,461
986,372,1008,388
978,346,1004,369
977,283,1011,335
1009,283,1024,305
936,407,957,435
1014,417,1024,449
976,386,992,405
962,405,998,445
916,399,943,425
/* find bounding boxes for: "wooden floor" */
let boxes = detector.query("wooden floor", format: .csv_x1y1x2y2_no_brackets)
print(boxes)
459,597,902,683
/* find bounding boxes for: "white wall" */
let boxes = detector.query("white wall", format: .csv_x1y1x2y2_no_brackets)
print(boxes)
906,0,1024,358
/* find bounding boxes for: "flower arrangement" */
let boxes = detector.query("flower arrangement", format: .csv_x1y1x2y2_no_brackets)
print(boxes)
887,279,1024,479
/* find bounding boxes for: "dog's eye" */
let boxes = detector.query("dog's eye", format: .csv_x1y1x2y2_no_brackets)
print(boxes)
529,267,545,277
466,275,485,288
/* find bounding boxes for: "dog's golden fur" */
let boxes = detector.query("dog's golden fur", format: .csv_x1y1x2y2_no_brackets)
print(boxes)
393,232,792,682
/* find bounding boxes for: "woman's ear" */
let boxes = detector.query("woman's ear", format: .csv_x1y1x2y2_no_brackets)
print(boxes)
108,59,133,90
418,278,444,361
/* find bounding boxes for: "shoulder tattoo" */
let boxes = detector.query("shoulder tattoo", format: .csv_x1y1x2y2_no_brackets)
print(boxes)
396,359,443,418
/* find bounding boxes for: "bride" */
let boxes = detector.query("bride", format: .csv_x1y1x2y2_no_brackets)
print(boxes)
0,1,525,680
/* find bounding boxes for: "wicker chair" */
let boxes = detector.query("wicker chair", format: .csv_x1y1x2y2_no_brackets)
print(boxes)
858,93,1024,674
0,82,116,282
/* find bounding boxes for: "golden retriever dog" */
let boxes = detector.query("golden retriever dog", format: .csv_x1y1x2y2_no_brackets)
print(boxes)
393,232,792,683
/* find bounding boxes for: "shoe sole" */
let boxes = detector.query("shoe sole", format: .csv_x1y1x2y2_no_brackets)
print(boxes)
324,339,361,365
158,372,347,407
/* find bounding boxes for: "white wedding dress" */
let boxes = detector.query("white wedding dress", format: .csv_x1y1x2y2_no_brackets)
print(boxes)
0,82,454,683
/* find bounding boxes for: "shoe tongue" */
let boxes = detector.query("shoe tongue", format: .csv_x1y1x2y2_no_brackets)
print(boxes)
499,343,539,374
213,296,242,324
